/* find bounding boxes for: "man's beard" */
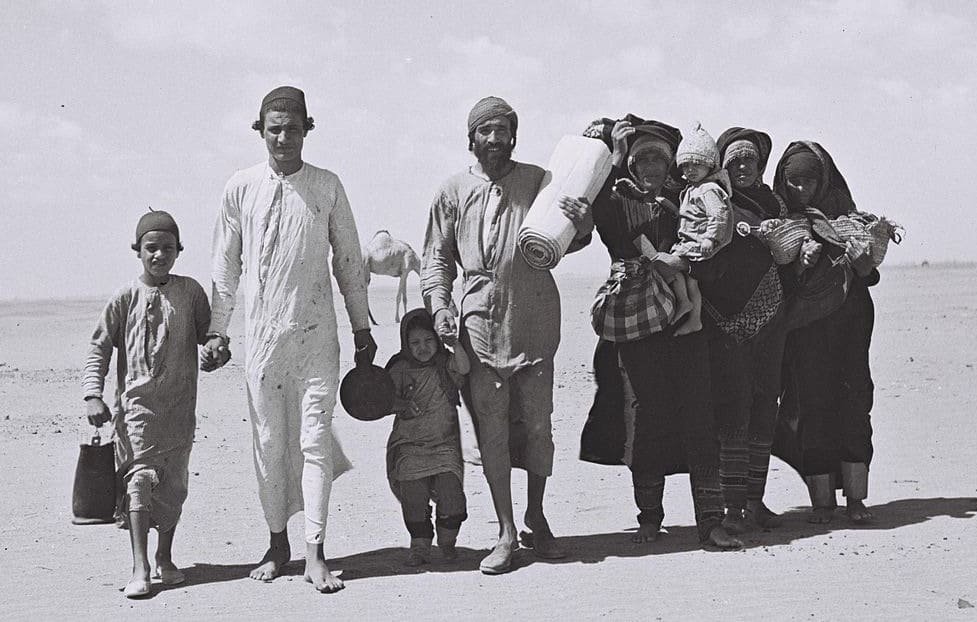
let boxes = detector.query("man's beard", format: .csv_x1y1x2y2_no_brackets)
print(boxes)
473,141,513,171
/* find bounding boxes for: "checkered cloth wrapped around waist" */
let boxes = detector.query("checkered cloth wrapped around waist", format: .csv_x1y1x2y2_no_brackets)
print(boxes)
590,258,676,342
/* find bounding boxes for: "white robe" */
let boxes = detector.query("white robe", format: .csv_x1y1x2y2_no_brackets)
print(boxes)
210,161,370,544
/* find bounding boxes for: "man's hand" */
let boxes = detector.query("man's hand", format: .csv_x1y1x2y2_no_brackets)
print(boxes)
353,328,377,366
557,196,593,237
85,397,111,427
433,308,457,347
201,335,231,372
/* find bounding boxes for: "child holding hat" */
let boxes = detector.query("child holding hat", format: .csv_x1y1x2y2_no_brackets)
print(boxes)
82,210,228,598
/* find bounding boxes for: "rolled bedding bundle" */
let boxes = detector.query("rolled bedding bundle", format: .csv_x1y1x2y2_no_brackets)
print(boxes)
518,135,613,270
830,211,904,268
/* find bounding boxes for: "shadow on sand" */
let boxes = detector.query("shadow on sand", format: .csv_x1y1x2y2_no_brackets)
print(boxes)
164,496,974,590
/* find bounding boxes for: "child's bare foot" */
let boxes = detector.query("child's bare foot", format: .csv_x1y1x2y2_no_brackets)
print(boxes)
721,509,751,535
846,500,874,523
673,299,693,323
631,523,661,543
673,313,702,336
250,531,290,582
124,564,152,599
304,557,344,593
746,500,783,528
707,525,743,550
807,506,835,524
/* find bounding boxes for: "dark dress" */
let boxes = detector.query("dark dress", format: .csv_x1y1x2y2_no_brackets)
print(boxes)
771,141,877,479
581,116,723,540
689,127,790,510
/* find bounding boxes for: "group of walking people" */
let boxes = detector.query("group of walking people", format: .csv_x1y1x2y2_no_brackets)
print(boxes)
82,86,880,598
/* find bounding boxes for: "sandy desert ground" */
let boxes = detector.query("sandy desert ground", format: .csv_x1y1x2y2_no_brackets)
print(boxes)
1,264,975,621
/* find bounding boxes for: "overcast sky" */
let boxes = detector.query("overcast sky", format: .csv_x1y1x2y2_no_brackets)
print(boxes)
2,0,975,300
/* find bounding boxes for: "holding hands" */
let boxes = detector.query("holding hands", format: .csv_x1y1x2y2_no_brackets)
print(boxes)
200,334,232,372
433,308,457,347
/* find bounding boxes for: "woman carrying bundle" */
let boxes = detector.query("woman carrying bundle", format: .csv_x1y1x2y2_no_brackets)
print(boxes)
773,141,878,524
691,128,791,533
586,115,741,549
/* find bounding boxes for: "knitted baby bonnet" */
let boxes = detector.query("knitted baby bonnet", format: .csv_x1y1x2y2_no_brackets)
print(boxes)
676,122,719,169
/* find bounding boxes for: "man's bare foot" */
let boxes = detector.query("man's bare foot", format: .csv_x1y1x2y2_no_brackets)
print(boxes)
124,564,151,598
479,536,516,575
250,532,290,582
153,555,185,585
673,314,702,336
631,523,661,543
707,525,743,550
521,512,566,559
807,506,835,524
722,509,751,535
746,500,783,528
304,556,344,593
846,500,874,523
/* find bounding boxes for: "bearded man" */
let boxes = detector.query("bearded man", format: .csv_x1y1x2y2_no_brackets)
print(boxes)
421,96,591,574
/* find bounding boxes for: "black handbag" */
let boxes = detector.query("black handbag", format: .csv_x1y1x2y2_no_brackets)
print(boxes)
71,427,117,525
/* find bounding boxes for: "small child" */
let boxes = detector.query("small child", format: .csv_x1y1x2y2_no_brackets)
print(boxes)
82,210,229,598
664,123,734,335
385,308,470,566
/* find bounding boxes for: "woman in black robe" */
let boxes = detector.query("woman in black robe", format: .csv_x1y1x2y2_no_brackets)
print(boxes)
772,141,878,524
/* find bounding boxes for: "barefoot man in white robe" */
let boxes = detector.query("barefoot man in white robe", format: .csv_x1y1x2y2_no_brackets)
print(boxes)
205,86,376,593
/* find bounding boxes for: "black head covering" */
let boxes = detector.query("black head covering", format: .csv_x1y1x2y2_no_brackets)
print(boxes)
582,114,684,196
717,127,782,220
774,141,855,217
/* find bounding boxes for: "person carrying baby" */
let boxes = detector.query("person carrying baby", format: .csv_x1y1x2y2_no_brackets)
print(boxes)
385,308,471,566
666,123,735,334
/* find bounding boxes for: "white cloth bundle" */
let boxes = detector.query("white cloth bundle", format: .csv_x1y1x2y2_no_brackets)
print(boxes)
518,135,613,270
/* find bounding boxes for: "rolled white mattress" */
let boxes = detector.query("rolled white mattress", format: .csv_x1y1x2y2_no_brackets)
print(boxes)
518,135,613,270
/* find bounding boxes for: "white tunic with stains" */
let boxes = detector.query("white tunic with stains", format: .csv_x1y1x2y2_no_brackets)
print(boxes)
209,161,370,542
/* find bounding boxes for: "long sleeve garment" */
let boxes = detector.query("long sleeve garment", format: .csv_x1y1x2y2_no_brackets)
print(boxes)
209,161,367,543
82,276,209,529
673,171,734,260
421,162,560,378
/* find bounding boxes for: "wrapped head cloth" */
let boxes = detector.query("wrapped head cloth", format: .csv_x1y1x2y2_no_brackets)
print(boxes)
467,96,518,149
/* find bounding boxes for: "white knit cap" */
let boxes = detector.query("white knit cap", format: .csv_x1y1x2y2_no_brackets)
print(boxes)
676,122,719,169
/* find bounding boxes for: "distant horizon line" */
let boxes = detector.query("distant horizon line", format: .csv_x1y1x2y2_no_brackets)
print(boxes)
1,260,974,304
